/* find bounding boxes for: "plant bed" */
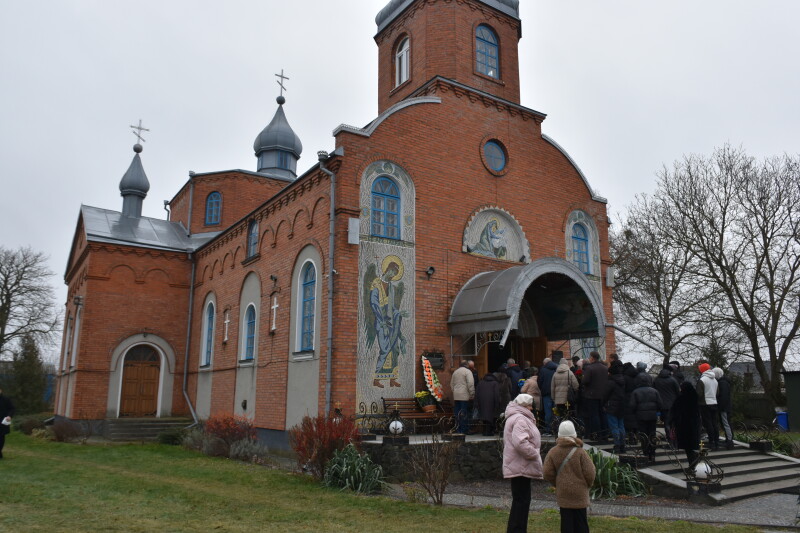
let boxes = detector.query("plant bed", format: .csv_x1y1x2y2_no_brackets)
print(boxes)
749,440,773,452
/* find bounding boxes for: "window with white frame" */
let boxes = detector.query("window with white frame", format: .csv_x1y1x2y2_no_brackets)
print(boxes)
395,37,409,87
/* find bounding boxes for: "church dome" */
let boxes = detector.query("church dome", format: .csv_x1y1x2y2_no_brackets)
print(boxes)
119,144,150,217
253,97,303,158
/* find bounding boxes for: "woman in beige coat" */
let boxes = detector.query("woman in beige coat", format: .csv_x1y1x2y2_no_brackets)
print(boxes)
543,420,596,533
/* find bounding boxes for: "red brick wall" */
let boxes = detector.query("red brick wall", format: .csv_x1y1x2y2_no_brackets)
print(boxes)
170,172,288,235
376,0,521,114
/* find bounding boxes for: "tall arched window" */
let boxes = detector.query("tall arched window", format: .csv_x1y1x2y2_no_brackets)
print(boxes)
371,176,401,239
243,304,256,361
476,25,499,79
300,263,316,351
246,220,259,258
572,223,590,274
205,192,221,225
395,37,410,87
62,313,72,371
70,308,82,367
203,303,215,366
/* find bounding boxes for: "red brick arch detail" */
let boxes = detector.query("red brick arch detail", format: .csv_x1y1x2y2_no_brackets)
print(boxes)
200,264,211,284
292,208,311,235
232,245,244,266
258,226,274,256
106,263,139,283
272,219,290,248
309,195,329,227
143,268,171,285
211,259,221,279
221,252,232,272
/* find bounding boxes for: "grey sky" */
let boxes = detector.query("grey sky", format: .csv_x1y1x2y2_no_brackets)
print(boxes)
1,1,798,360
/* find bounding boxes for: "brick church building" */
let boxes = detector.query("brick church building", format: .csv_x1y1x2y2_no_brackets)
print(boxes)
56,0,615,446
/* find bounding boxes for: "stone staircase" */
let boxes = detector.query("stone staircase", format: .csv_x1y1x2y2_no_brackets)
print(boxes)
589,439,800,505
104,418,194,441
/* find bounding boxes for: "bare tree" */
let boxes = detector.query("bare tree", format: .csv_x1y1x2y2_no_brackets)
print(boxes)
658,146,800,406
0,246,61,359
611,195,715,366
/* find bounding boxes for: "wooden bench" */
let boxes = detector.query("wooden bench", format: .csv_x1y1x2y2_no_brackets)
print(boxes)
381,397,454,433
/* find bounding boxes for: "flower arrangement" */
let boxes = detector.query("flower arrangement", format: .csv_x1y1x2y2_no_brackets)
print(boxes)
415,390,434,407
421,355,444,402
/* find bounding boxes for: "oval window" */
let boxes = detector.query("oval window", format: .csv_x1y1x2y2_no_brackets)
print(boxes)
484,140,506,172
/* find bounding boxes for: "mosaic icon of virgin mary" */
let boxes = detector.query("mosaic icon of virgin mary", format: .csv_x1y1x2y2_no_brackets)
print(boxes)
468,218,507,259
363,255,408,388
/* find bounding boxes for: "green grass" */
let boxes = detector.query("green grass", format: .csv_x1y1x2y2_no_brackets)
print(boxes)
0,433,758,532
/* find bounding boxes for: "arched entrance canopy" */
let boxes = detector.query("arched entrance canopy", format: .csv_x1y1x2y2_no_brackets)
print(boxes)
448,257,606,347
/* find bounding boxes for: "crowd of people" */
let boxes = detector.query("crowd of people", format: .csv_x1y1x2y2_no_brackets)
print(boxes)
456,352,735,464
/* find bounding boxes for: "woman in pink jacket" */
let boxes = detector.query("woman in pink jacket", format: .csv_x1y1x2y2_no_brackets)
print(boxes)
502,393,543,533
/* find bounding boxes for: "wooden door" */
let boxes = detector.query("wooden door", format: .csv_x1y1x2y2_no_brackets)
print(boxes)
120,346,160,417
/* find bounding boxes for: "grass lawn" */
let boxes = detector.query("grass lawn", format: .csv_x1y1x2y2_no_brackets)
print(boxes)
0,433,757,533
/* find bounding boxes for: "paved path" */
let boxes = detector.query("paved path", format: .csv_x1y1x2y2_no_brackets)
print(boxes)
442,490,800,529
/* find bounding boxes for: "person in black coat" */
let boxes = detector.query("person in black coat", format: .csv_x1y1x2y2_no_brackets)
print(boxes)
630,373,663,462
669,381,701,465
621,362,639,442
476,373,501,436
654,367,681,444
604,360,627,453
0,387,15,459
713,367,734,449
538,357,559,430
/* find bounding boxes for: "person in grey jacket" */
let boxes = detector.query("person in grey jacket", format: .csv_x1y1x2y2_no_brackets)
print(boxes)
630,373,663,462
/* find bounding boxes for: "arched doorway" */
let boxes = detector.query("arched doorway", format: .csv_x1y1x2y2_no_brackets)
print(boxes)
120,345,161,417
449,258,607,374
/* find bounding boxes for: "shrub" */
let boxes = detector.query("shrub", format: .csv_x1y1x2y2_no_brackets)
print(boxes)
323,444,384,494
51,419,82,442
204,414,256,447
182,427,205,451
288,414,359,480
30,428,52,440
588,448,646,499
12,414,48,435
157,428,186,446
229,438,271,464
408,433,459,505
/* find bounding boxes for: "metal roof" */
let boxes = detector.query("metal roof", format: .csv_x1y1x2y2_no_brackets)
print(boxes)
376,0,519,33
81,205,217,252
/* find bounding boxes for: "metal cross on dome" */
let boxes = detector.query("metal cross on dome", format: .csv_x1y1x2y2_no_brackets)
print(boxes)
275,69,289,97
130,119,149,143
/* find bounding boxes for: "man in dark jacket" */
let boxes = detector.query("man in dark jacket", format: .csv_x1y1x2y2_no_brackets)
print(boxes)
0,387,15,459
630,373,663,462
505,358,524,398
604,360,627,453
713,367,734,449
581,351,608,441
668,361,685,385
653,367,681,444
621,362,639,441
475,373,501,436
538,355,560,430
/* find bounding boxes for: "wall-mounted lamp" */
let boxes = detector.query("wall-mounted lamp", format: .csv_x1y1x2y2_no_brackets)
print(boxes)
425,266,435,279
241,399,247,410
73,295,84,307
270,274,278,283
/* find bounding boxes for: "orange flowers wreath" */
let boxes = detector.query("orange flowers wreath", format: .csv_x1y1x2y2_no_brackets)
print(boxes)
421,355,444,402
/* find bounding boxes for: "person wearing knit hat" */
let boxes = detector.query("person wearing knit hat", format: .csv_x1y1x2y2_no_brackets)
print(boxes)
696,361,720,450
502,392,543,532
544,420,596,533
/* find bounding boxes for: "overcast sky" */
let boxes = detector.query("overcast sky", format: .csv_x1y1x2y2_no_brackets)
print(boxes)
2,1,799,361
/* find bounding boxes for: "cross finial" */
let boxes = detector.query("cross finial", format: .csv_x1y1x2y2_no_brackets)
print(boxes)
130,119,150,144
275,69,290,97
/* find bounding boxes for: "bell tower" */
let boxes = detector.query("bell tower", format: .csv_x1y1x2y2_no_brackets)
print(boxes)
374,0,522,114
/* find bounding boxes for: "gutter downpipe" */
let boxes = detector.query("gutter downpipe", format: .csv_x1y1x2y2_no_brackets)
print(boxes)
318,151,335,416
186,173,195,236
605,323,668,358
182,253,199,426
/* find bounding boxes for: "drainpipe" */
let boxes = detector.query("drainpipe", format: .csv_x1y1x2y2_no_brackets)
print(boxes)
186,172,195,236
317,151,335,416
182,253,199,425
605,323,668,358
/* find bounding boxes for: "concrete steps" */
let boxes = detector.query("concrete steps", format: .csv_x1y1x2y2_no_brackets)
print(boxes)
588,439,800,504
105,418,193,441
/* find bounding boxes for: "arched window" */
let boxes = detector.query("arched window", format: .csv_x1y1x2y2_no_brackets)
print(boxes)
70,308,82,367
246,220,259,258
203,302,215,366
300,262,316,351
395,37,410,87
476,25,499,79
62,313,72,371
572,224,590,274
371,176,401,239
205,192,221,225
243,304,256,361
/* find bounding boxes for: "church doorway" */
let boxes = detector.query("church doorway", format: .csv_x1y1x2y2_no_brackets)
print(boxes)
120,345,160,417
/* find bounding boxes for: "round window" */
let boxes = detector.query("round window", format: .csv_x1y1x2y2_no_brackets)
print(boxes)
483,141,506,172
